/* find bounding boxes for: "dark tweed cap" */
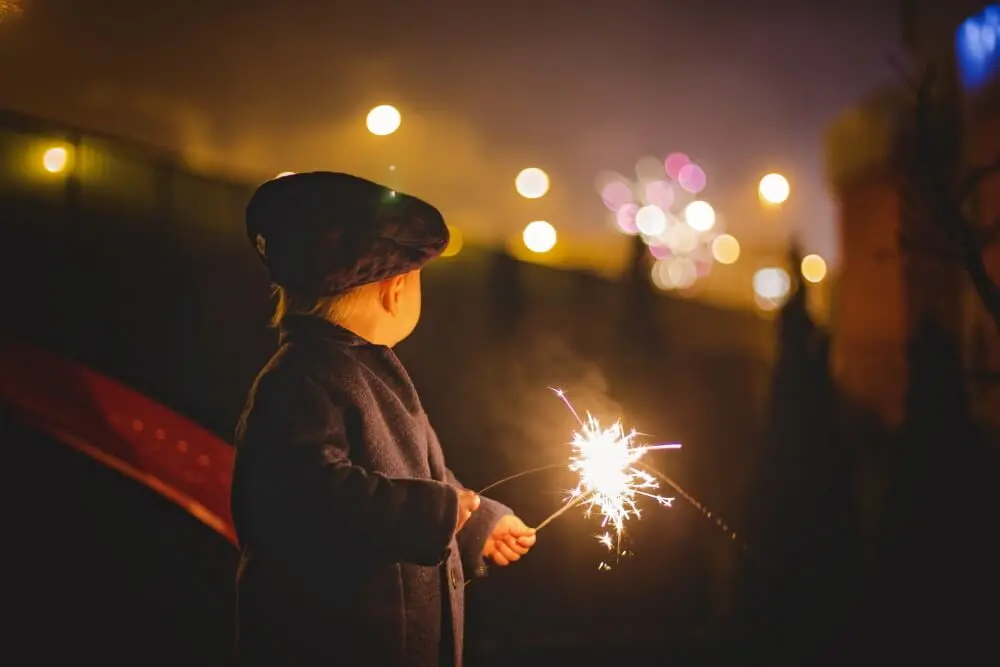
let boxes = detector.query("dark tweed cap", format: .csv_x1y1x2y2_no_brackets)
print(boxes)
246,171,450,296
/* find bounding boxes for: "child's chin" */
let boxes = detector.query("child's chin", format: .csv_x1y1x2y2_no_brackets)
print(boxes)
390,323,418,347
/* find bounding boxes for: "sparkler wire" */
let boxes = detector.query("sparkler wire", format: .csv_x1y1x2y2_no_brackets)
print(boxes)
476,463,567,495
534,494,586,531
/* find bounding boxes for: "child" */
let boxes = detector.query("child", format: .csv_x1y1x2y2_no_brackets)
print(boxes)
231,172,536,667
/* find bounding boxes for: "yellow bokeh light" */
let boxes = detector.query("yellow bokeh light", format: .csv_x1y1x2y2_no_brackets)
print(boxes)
366,105,401,136
758,173,790,205
442,225,463,257
515,167,550,199
522,220,557,253
711,234,741,264
43,146,69,173
683,200,716,232
800,253,827,283
652,257,697,291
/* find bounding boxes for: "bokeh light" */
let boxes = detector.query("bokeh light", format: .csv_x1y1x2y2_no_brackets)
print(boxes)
677,163,707,194
651,261,671,290
753,267,791,301
601,180,634,211
683,200,716,232
652,257,698,291
43,146,69,173
635,155,667,182
442,225,463,258
366,105,401,136
800,253,827,283
758,173,790,205
635,205,668,236
648,242,672,260
515,167,550,199
662,220,699,255
664,152,690,180
755,295,781,312
667,257,698,289
597,152,731,292
615,203,640,235
711,234,741,264
644,180,674,210
523,220,557,253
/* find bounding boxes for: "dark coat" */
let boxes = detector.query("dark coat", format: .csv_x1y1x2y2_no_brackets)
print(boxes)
231,315,509,667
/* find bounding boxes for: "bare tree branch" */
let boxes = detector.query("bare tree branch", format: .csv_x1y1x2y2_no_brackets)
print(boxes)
959,157,1000,203
897,65,1000,332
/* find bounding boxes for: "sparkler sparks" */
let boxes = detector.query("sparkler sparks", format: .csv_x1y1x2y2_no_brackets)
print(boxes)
550,388,680,559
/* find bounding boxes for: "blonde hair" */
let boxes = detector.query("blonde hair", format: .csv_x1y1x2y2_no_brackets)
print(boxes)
271,282,380,328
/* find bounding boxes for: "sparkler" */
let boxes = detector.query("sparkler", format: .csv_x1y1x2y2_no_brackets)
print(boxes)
472,388,756,584
534,389,681,558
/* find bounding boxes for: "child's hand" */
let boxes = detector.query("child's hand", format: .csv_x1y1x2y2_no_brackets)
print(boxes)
455,489,481,534
483,514,536,566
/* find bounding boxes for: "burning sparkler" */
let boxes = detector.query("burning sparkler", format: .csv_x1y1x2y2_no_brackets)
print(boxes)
470,388,755,584
536,389,681,558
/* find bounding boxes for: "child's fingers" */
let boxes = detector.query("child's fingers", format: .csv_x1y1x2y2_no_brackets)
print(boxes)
515,534,536,548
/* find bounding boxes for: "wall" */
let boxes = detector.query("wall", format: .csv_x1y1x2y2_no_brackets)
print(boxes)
825,89,911,426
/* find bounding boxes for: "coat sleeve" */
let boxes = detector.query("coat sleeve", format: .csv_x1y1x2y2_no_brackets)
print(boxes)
236,372,460,567
443,467,512,577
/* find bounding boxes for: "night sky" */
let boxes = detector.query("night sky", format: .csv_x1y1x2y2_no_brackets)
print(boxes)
1,0,901,305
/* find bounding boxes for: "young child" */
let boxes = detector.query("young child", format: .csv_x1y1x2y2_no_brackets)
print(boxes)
231,172,536,667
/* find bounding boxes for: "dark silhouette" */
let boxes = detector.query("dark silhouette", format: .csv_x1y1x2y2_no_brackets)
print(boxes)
487,250,527,335
868,315,999,660
751,243,862,664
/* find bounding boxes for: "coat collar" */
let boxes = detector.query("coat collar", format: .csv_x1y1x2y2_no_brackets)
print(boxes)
278,314,372,348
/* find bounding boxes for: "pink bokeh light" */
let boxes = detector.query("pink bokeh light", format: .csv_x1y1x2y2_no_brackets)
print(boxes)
644,180,675,211
601,181,634,211
648,243,672,260
678,163,707,194
664,152,690,180
615,203,640,234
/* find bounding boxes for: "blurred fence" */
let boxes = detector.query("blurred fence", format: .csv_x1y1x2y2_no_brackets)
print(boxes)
0,107,778,647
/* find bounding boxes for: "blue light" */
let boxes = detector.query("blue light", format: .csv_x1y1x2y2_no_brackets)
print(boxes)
956,5,1000,90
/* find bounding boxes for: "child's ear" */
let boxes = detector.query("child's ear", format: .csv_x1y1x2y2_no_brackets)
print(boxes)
384,275,405,313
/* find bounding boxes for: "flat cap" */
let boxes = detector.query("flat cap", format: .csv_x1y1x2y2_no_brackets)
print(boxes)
246,172,449,296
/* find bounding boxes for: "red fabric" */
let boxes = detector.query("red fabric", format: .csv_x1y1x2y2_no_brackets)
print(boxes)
0,338,236,545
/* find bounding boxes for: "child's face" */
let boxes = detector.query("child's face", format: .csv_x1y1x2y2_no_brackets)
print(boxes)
385,269,422,345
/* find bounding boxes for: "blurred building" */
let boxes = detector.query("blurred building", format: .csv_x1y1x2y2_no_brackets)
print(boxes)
826,1,1000,427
